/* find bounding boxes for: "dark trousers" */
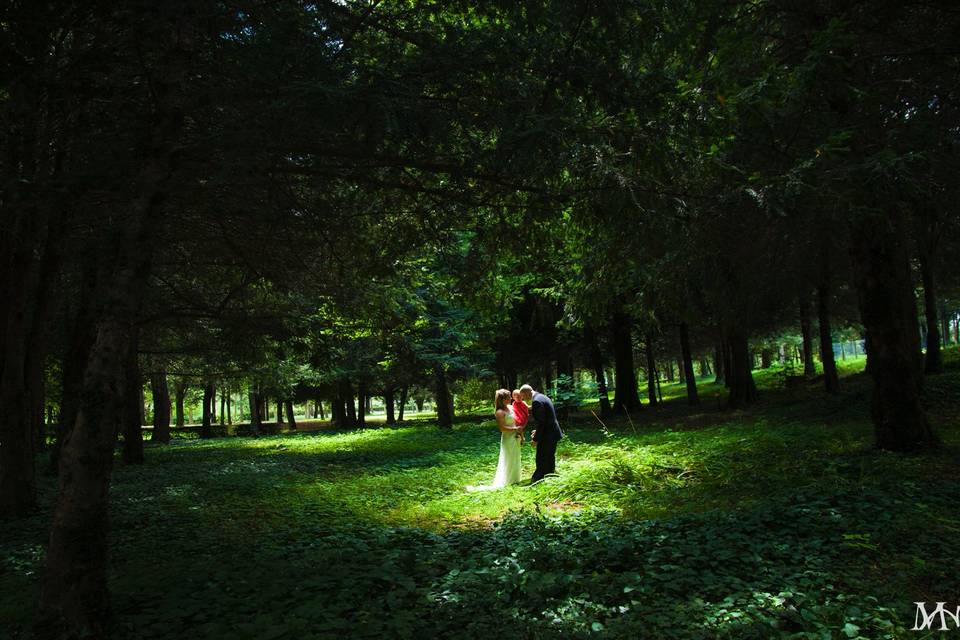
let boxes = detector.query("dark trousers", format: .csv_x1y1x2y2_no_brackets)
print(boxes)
531,437,558,481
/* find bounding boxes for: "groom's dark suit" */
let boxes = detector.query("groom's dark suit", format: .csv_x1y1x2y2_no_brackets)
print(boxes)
530,391,563,482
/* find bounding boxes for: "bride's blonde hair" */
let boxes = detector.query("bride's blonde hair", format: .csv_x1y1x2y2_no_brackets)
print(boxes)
494,388,512,413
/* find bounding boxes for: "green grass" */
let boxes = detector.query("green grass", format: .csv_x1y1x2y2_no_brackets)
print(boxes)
2,350,959,638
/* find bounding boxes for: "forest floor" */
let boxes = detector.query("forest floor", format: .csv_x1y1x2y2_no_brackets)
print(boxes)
2,351,959,639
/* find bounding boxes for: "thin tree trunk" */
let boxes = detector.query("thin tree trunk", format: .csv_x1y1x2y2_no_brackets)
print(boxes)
817,277,840,394
918,240,942,373
586,326,612,417
398,386,408,421
284,399,296,430
799,291,816,376
645,334,658,405
226,390,232,425
679,323,700,406
714,342,725,384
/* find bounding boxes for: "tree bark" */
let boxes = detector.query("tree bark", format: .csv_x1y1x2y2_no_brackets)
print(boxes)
435,367,453,428
645,334,658,405
200,382,214,439
284,399,296,430
248,392,262,435
38,99,180,635
918,238,942,373
799,291,816,376
679,323,700,406
817,275,840,394
714,341,725,385
586,326,612,417
611,312,642,413
357,382,367,427
384,387,396,424
276,399,283,430
226,389,232,425
343,380,357,426
725,328,757,409
398,386,408,421
150,372,171,443
174,379,186,427
121,332,144,464
848,207,934,450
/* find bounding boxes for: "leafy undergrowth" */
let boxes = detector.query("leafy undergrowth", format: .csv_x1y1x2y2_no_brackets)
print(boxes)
2,353,959,639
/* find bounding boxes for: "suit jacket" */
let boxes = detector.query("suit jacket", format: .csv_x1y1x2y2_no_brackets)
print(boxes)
530,392,563,443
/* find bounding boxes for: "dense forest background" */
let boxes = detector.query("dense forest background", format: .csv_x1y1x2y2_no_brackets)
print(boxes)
2,1,959,638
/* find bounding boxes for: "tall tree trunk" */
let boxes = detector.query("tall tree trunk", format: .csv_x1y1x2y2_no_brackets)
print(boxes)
284,399,296,430
219,389,225,426
343,380,357,426
209,385,216,423
384,387,396,425
398,386,408,421
200,382,214,439
357,382,367,427
276,399,283,430
121,332,144,464
848,207,934,450
645,334,658,406
226,389,232,425
318,400,325,420
248,392,262,435
0,215,41,516
150,371,171,444
721,338,732,388
817,276,840,394
725,328,757,409
331,387,345,427
37,96,181,634
586,326,612,417
760,349,771,368
799,291,816,376
611,311,642,413
940,305,951,347
918,240,942,373
435,367,453,428
174,379,186,427
679,323,700,406
714,341,725,384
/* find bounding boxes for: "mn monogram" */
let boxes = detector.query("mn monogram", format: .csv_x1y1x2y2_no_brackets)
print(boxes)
913,602,960,631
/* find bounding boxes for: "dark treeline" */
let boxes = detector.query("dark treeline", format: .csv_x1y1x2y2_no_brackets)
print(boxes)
1,1,959,637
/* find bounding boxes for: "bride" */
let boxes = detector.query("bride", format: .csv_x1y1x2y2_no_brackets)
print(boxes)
491,388,524,487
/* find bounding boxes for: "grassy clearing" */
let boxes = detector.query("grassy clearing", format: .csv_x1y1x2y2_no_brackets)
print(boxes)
2,351,958,639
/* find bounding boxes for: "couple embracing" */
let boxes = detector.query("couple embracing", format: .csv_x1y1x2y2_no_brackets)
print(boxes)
491,384,564,488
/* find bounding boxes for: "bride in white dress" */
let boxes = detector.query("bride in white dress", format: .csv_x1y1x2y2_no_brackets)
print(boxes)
491,388,524,488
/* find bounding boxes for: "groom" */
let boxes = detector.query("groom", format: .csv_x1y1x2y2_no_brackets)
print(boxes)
520,384,563,483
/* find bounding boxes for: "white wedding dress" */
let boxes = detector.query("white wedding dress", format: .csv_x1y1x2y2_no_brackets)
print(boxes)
491,410,522,488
